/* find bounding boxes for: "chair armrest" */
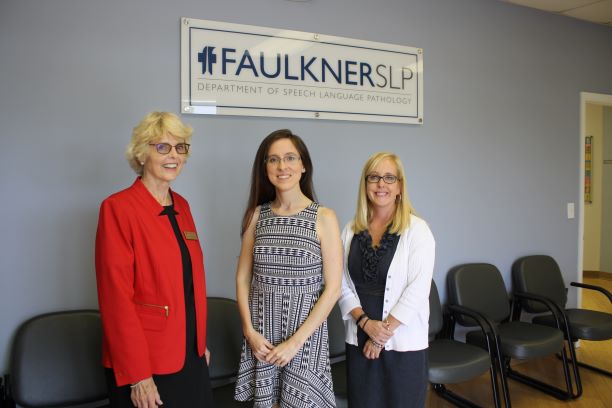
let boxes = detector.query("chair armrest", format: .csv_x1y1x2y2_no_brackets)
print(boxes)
570,282,612,304
513,291,568,331
447,304,497,337
446,304,502,361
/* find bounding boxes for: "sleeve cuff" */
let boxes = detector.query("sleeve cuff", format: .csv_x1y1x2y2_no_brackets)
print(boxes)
338,295,361,321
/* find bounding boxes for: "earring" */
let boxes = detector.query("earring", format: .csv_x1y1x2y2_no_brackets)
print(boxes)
140,161,145,166
302,168,306,173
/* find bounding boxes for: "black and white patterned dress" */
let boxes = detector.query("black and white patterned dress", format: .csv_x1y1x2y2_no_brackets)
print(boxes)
235,202,335,408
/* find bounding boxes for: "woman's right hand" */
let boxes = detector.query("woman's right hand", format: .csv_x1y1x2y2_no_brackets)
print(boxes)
130,377,162,408
362,319,394,345
246,329,274,362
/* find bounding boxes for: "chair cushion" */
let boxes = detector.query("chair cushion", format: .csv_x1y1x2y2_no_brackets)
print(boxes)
447,264,510,325
533,309,612,341
428,339,491,384
467,321,563,360
207,298,243,385
512,255,567,313
10,311,107,407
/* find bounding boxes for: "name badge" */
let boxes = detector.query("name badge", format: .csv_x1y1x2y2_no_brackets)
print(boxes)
184,231,198,241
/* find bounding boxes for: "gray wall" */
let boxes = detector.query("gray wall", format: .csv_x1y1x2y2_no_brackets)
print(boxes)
1,0,612,372
602,107,612,272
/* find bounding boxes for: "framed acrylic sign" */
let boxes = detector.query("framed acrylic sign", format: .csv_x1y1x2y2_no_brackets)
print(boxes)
180,18,423,124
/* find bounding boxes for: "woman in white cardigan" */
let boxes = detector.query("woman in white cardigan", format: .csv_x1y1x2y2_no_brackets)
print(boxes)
338,152,435,408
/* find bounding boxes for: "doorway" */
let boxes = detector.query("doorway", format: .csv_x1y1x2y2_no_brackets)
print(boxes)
579,92,612,306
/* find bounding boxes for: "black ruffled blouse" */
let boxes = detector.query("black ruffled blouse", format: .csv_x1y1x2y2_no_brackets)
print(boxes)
356,230,399,283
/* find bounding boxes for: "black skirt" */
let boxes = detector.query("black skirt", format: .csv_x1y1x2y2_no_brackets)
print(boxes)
105,204,213,407
346,231,428,408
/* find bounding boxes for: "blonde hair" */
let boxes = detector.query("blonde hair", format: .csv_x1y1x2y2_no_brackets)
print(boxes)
125,112,193,175
352,152,415,234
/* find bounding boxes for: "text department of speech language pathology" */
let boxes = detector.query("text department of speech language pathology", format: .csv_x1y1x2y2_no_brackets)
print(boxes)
196,82,412,105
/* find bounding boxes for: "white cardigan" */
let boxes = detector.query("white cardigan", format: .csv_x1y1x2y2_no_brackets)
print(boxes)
338,215,435,351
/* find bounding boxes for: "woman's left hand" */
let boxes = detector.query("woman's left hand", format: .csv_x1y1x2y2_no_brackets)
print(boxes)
130,377,162,408
264,338,301,367
205,347,210,365
362,339,383,360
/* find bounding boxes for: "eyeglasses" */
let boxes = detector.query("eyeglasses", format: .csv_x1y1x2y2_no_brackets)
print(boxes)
149,143,190,155
366,174,399,184
265,154,301,166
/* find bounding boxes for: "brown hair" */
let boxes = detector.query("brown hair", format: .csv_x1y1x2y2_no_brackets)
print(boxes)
241,129,316,235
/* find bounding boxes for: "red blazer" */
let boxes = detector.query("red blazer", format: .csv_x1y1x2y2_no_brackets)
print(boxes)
95,178,207,386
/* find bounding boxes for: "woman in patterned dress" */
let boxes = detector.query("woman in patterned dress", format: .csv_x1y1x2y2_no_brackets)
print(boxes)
338,152,435,408
234,129,343,408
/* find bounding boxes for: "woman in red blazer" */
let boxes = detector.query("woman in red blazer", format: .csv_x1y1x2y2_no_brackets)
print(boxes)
95,112,213,408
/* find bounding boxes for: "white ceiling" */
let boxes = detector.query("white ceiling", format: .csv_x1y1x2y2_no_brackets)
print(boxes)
501,0,612,27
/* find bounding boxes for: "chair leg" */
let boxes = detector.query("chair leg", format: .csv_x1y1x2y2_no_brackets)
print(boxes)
506,368,570,400
558,344,612,379
431,384,483,408
490,335,511,408
506,349,574,401
573,360,612,377
559,345,575,398
551,309,584,399
563,340,583,398
487,363,505,408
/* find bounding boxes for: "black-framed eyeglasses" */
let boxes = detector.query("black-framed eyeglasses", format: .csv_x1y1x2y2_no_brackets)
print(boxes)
149,143,190,155
265,154,301,166
366,174,399,184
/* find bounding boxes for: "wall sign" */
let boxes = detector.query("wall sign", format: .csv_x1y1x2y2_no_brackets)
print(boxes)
585,136,592,204
180,18,423,124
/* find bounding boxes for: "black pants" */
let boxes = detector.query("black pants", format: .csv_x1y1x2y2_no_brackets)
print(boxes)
105,352,214,408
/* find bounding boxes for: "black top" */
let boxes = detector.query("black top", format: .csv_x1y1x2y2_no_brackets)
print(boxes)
160,203,196,346
349,230,400,304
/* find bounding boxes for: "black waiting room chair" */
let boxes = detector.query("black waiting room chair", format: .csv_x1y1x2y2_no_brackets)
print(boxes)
513,255,612,382
206,297,251,407
428,280,507,408
447,263,579,401
10,310,108,408
327,303,347,408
